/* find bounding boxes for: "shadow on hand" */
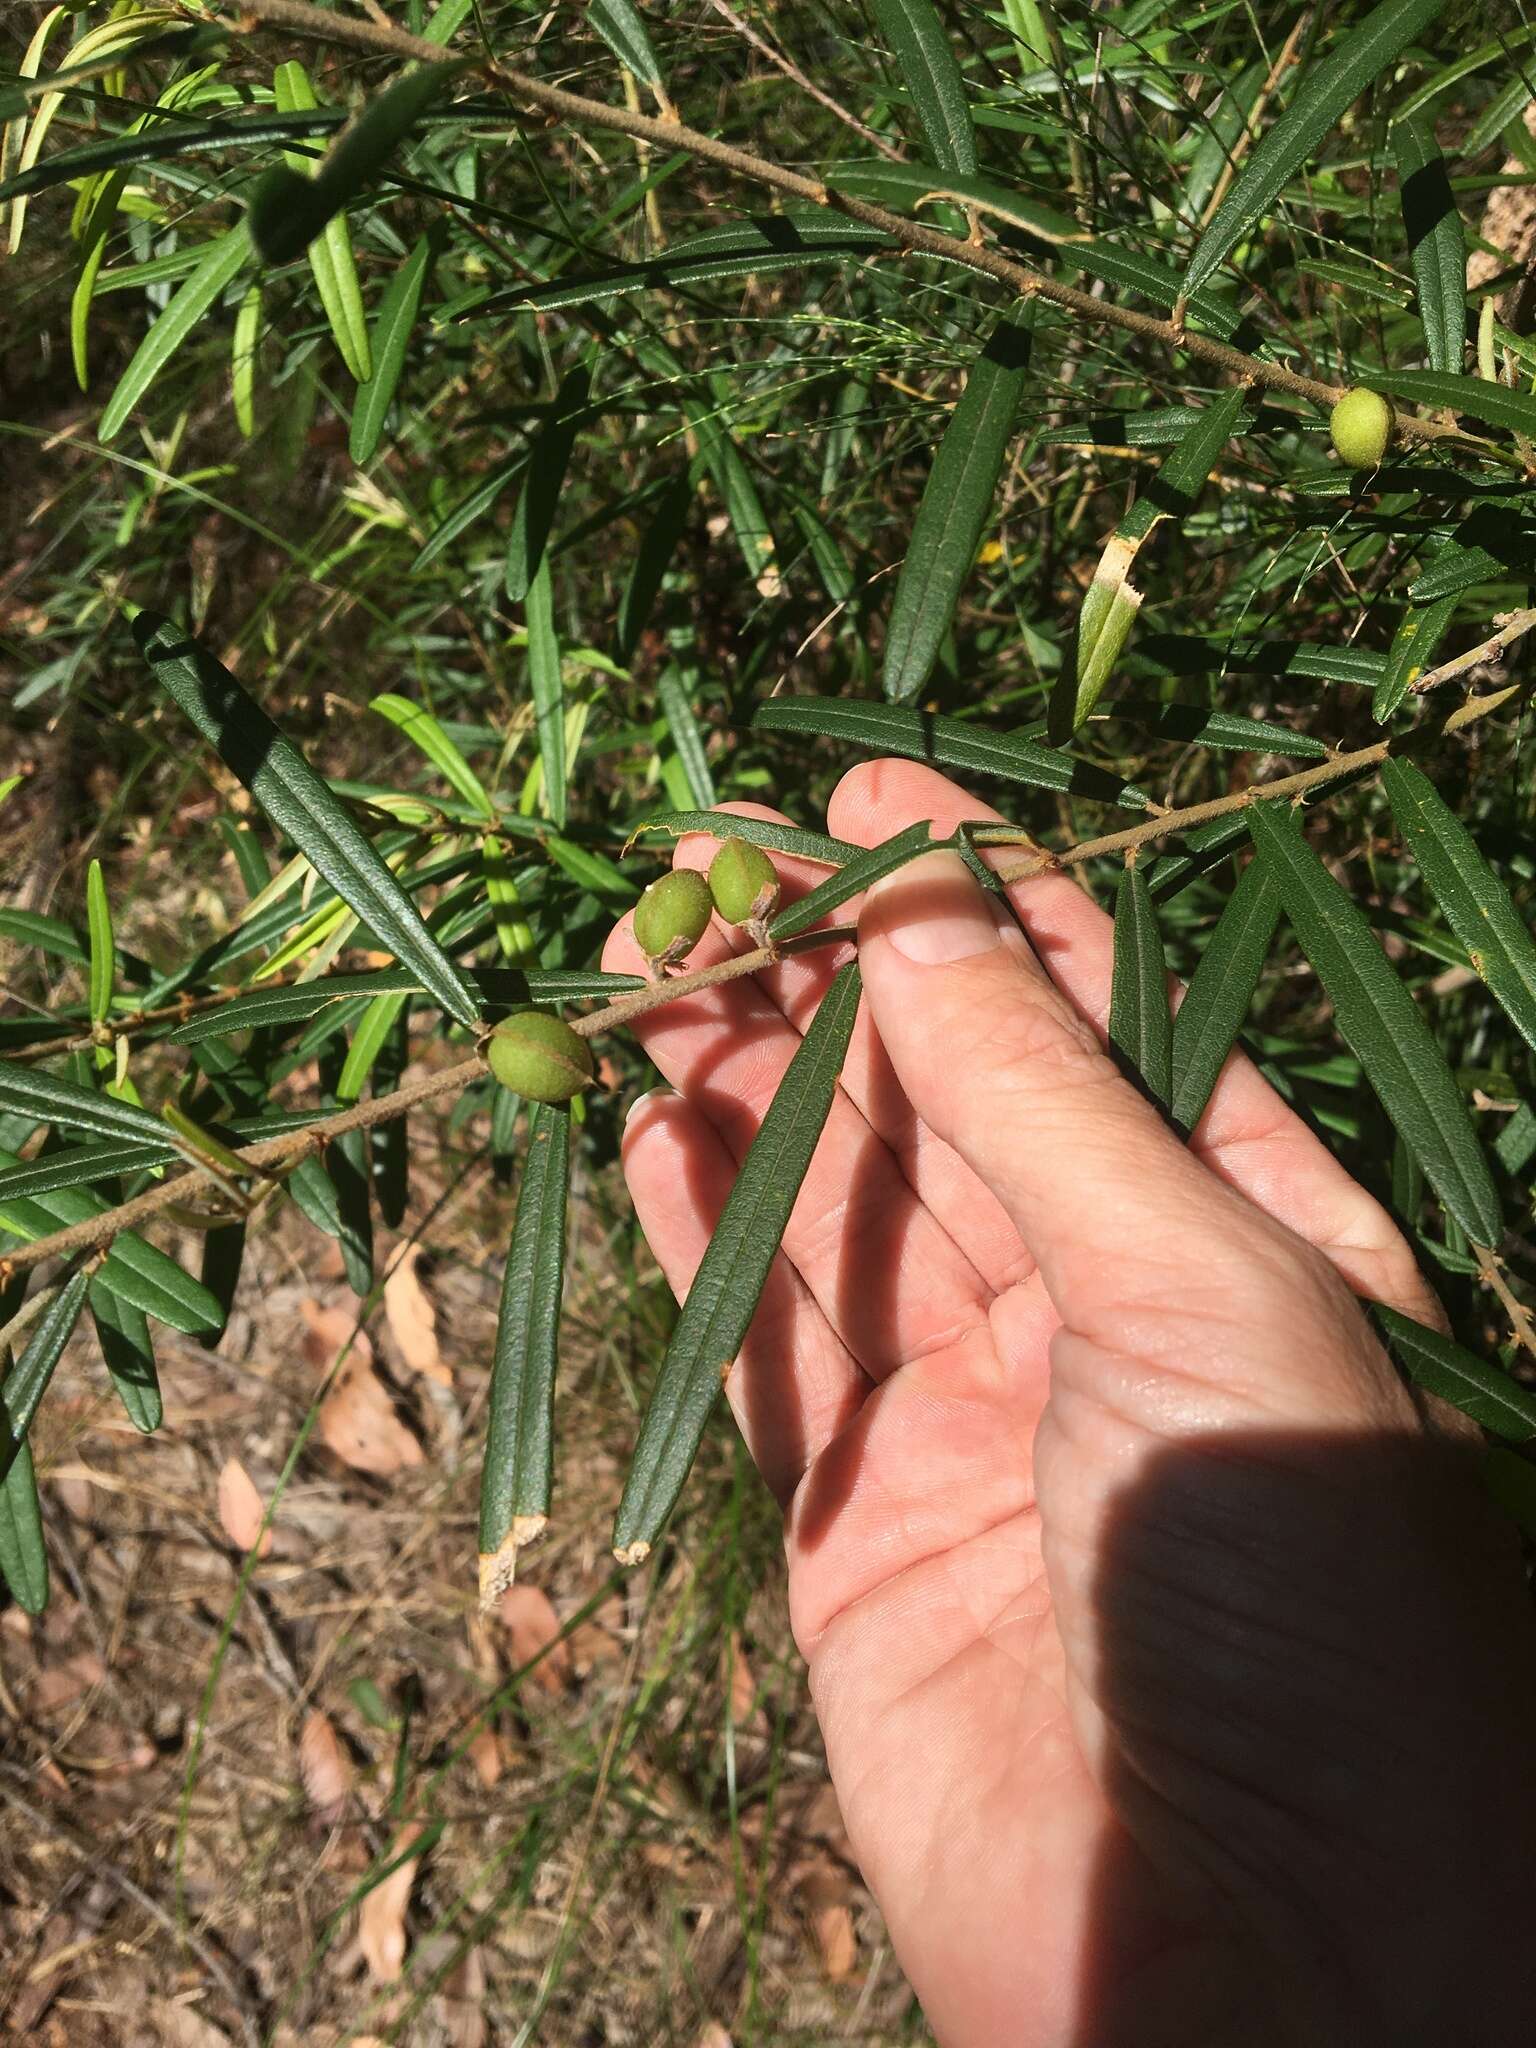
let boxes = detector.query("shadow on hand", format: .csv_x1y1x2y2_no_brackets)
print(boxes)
1071,1426,1536,2048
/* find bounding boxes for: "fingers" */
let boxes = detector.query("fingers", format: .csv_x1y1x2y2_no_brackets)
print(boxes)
829,757,1439,1326
602,892,996,1379
857,848,1251,1345
622,1090,867,1502
668,807,1032,1294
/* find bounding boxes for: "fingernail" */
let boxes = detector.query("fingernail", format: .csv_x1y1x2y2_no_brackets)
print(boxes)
864,850,1003,965
624,1086,672,1129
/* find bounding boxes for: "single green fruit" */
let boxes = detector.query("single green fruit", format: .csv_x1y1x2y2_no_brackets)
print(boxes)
708,837,780,928
485,1010,593,1104
633,867,712,968
1329,387,1392,469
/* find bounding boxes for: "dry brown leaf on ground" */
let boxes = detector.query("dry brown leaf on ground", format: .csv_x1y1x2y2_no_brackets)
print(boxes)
437,1945,486,2048
383,1244,450,1386
300,1297,374,1372
216,1455,273,1556
466,1725,505,1788
728,1631,763,1730
358,1821,426,1984
298,1709,353,1824
146,1998,235,2048
31,1649,107,1714
317,1354,424,1476
695,2027,735,2048
794,1852,859,1982
497,1584,571,1694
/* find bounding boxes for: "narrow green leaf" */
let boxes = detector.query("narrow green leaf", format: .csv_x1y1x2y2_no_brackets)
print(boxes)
288,1153,371,1292
754,696,1149,808
250,63,454,265
90,1287,163,1433
685,394,778,595
71,166,128,390
524,557,566,832
626,811,855,868
337,992,411,1104
870,0,976,175
86,859,113,1025
1,1269,90,1474
197,1222,244,1355
369,1005,411,1228
505,366,589,605
469,216,893,317
1106,701,1328,757
272,64,372,383
131,611,481,1029
231,277,262,438
0,1059,164,1146
1070,240,1244,340
99,225,251,440
828,158,1083,244
411,455,522,570
1381,758,1536,1054
1186,0,1447,294
589,0,662,86
1363,368,1536,441
350,232,432,463
1373,1304,1536,1439
1136,635,1386,688
1109,864,1172,1108
478,1101,570,1582
656,666,716,808
612,960,863,1560
1249,801,1500,1246
617,468,693,660
769,824,937,943
1393,116,1465,375
883,317,1033,704
1169,856,1282,1131
0,1442,47,1613
1373,591,1457,719
371,693,494,819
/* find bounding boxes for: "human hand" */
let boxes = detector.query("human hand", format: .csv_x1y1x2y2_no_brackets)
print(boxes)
604,758,1536,2048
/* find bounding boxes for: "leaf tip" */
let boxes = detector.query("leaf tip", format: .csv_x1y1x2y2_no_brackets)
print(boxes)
613,1538,651,1569
477,1514,547,1610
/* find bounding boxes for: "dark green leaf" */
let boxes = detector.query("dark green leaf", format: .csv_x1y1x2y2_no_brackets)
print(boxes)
870,0,976,174
524,557,567,832
1109,864,1172,1108
289,1153,371,1288
1374,1304,1536,1439
1249,801,1500,1246
589,0,662,85
1070,240,1244,340
350,232,433,464
769,822,938,942
1381,758,1536,1054
1,1270,90,1477
883,317,1033,704
90,1287,163,1432
0,111,341,205
617,468,694,660
1169,856,1282,1131
252,64,454,264
1186,0,1448,294
505,366,589,605
0,1059,166,1147
612,960,863,1559
478,1101,570,1577
626,811,855,868
1134,635,1386,688
1393,116,1465,376
828,158,1082,244
132,611,481,1029
754,697,1150,808
1364,368,1536,441
0,1443,47,1613
1373,591,1457,719
1106,701,1328,756
411,455,522,570
197,1223,244,1355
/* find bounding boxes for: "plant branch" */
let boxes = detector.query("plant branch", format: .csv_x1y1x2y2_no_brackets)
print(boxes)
993,677,1526,886
215,0,1508,459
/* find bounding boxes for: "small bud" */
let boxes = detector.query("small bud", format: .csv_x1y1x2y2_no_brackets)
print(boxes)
485,1010,593,1104
632,868,712,970
708,837,780,929
1329,387,1392,470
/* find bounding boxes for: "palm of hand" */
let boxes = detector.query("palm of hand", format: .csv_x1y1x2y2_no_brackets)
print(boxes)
607,759,1536,2048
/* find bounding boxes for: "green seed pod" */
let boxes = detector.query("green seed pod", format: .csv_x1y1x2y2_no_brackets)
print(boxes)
708,837,780,928
485,1010,594,1104
633,867,713,969
1329,387,1392,470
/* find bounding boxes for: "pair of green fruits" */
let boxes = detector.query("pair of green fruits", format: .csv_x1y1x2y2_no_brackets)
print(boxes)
484,837,780,1104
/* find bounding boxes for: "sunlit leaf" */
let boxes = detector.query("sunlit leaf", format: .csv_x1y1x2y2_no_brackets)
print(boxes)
1169,856,1281,1131
1393,116,1465,376
1109,863,1171,1107
350,232,433,463
1374,1304,1536,1439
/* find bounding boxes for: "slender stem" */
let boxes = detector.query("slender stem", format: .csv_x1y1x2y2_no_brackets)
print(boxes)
1409,607,1536,695
215,0,1510,459
1476,1246,1536,1362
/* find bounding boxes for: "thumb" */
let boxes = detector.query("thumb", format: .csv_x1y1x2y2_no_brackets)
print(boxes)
856,851,1314,1347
